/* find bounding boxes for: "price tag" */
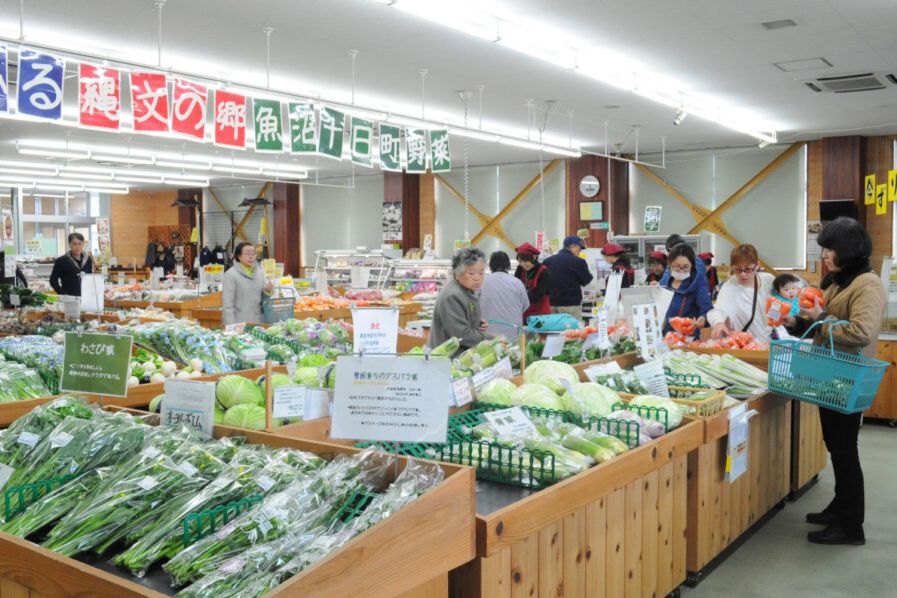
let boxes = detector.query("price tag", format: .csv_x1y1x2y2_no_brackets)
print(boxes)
0,464,14,490
584,361,622,383
17,431,39,448
451,377,474,407
272,385,306,419
137,476,158,491
304,388,331,420
492,357,513,380
161,379,217,436
596,307,611,349
225,322,247,334
633,360,670,398
258,519,273,536
176,264,184,277
141,446,161,459
472,368,495,393
9,294,19,307
482,406,537,438
50,431,74,449
256,474,276,491
63,297,81,320
315,271,328,294
178,461,199,477
542,334,565,358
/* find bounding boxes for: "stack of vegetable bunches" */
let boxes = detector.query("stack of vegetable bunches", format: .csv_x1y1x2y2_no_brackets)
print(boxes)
259,317,353,357
0,284,49,309
662,350,768,397
129,321,239,374
127,347,201,387
524,335,636,366
147,354,336,430
0,396,443,596
0,335,64,393
452,337,520,376
0,356,52,401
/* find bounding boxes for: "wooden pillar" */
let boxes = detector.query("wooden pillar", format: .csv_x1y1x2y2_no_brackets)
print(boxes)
272,183,301,276
863,136,896,272
821,136,864,224
566,155,629,247
176,188,201,229
383,172,422,251
419,173,435,250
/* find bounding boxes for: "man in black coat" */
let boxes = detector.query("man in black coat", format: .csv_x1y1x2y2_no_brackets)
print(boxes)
543,235,594,320
49,232,93,296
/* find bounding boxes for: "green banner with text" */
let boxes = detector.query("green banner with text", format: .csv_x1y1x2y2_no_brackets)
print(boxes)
60,332,133,397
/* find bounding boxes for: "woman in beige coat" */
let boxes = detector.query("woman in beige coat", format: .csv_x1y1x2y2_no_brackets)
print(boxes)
786,217,885,546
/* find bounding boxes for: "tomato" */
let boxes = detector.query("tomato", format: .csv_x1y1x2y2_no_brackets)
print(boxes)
799,287,825,309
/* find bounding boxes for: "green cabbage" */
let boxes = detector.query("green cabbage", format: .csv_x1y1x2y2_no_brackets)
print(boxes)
478,378,516,406
298,354,332,368
214,406,225,424
215,375,264,409
629,395,684,429
293,367,321,388
510,383,565,411
561,383,618,418
221,403,267,430
523,360,579,394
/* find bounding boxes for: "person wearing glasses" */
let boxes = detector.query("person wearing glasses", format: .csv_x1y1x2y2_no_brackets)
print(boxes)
222,242,273,326
662,244,712,334
707,244,775,341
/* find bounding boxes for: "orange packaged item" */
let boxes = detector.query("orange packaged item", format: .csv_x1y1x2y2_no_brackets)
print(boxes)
664,331,688,347
799,287,825,309
765,296,791,327
669,317,698,336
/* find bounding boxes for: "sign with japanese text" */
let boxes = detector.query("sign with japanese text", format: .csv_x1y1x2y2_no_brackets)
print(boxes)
288,102,317,153
429,129,451,172
330,354,450,443
272,384,306,420
214,90,247,148
404,128,428,173
876,183,887,216
451,377,474,407
889,169,897,203
78,64,120,129
130,71,169,132
172,78,208,140
482,407,537,438
864,174,876,205
60,332,132,397
352,307,399,354
379,123,402,171
161,379,216,436
317,106,345,159
0,46,7,113
631,302,664,360
633,359,669,397
644,205,662,232
350,116,374,167
253,98,283,151
17,49,65,121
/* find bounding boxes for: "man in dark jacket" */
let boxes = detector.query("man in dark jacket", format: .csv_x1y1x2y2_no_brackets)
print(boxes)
543,235,593,319
49,232,93,296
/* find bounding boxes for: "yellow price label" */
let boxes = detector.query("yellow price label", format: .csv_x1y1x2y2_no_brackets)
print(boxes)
889,169,897,203
865,174,876,205
876,184,887,216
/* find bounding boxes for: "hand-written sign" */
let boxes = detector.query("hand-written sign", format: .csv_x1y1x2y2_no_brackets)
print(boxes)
161,379,217,436
60,332,132,397
352,308,399,354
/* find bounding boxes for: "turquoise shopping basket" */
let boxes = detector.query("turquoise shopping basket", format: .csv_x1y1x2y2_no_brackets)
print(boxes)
767,320,888,414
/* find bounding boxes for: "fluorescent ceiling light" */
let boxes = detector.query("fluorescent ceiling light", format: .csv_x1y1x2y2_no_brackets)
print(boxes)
0,167,58,177
497,22,577,69
392,0,499,41
498,137,544,151
448,128,501,142
18,148,91,160
87,187,131,194
162,178,210,187
211,166,262,175
113,176,164,184
154,160,213,170
261,170,308,179
90,154,156,166
0,159,62,170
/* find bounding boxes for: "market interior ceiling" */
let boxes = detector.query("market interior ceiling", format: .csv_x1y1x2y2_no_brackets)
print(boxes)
0,0,894,190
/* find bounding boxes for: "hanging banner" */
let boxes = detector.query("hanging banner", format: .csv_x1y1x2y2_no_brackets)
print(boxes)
317,106,345,159
252,98,283,151
78,64,120,129
876,184,887,216
889,169,897,203
429,129,451,173
214,90,247,148
350,116,374,167
171,78,208,140
130,71,169,132
288,102,317,153
2,209,12,244
405,128,428,173
379,123,402,171
0,45,7,113
864,174,876,205
17,49,65,121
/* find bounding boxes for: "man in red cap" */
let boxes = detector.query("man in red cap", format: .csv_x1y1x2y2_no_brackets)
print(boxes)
646,250,667,284
698,252,719,297
602,243,634,288
514,243,553,323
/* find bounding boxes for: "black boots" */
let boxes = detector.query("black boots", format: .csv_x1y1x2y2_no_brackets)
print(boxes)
807,524,865,546
805,510,836,526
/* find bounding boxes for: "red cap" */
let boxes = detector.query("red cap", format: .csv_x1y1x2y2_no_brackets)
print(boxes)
602,243,626,256
698,252,714,260
515,242,540,256
648,250,667,261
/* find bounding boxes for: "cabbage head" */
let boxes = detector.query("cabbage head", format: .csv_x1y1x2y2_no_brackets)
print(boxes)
478,378,516,406
222,403,267,430
216,375,264,409
299,354,332,368
214,406,226,424
561,382,618,418
629,395,684,429
294,367,321,388
523,360,579,394
510,383,564,411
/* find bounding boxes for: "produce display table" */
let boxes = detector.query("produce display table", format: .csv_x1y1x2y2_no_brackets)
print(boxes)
112,292,221,321
790,401,827,494
192,302,421,330
865,337,897,423
512,351,639,385
0,429,476,598
685,392,791,584
681,346,769,372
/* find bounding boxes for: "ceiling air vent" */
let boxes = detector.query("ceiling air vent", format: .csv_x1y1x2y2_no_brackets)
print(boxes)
803,73,894,93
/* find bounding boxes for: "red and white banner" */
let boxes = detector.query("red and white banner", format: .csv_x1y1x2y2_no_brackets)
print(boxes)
130,71,169,132
78,64,120,129
172,78,208,140
213,90,246,148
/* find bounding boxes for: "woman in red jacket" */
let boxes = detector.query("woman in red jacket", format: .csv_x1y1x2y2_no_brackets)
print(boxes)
514,243,552,324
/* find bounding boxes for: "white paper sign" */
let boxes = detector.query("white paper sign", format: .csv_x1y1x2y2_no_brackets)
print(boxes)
451,377,474,407
482,407,537,438
596,307,611,349
225,322,247,334
62,296,81,320
272,385,306,419
632,302,664,360
315,271,329,294
330,354,451,443
0,463,14,490
472,367,496,393
304,388,331,420
350,266,371,288
492,357,513,380
80,274,105,313
9,293,19,307
542,334,565,358
161,379,217,436
3,255,15,279
585,361,622,382
604,273,623,318
118,272,125,285
725,404,759,483
352,308,399,354
633,359,670,398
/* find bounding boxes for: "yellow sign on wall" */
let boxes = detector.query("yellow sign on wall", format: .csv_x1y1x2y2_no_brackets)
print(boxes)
865,174,876,205
876,184,887,216
889,169,897,203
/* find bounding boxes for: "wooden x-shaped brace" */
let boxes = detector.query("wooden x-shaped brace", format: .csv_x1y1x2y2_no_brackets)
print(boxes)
435,175,518,249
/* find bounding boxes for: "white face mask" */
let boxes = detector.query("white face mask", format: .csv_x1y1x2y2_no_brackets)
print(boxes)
671,270,690,281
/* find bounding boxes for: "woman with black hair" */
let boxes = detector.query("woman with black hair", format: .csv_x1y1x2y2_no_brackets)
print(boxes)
786,217,885,546
222,242,273,326
514,243,552,323
661,244,712,333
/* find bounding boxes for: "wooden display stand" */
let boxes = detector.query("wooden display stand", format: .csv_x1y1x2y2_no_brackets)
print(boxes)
865,338,897,423
0,429,475,598
685,392,792,583
791,400,828,494
681,346,769,372
112,292,222,320
193,302,422,330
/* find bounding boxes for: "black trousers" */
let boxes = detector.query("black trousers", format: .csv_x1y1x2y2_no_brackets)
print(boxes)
818,407,864,532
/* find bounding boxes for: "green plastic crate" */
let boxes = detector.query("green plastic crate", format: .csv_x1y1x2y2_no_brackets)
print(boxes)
611,402,670,432
437,438,558,489
182,494,265,545
4,474,76,521
332,486,379,524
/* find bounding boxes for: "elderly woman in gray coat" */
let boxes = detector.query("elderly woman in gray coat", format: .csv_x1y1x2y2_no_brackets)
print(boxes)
222,242,273,326
428,247,491,356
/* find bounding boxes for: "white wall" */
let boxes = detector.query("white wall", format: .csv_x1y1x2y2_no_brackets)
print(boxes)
629,145,806,268
434,161,565,257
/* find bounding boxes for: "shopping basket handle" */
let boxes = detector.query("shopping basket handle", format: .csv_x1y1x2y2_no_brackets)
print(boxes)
798,319,850,355
486,319,526,333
